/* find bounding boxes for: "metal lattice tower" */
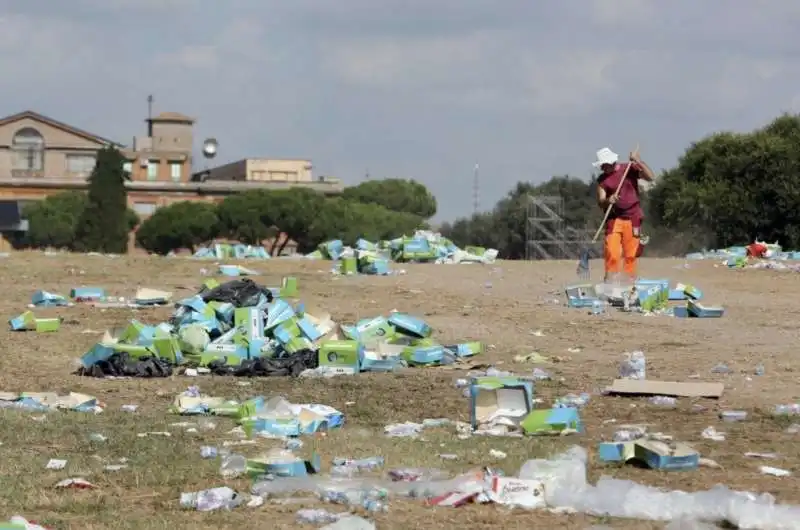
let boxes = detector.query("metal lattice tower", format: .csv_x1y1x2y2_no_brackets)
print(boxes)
525,195,598,260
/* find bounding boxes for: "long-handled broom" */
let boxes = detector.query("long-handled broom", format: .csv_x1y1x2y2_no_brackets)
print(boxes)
577,145,638,279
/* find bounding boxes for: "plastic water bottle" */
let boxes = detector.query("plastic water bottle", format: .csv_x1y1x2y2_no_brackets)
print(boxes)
296,508,341,524
180,487,240,511
591,299,606,315
774,404,800,416
720,411,747,422
200,446,218,459
649,396,677,407
619,350,646,379
219,454,247,478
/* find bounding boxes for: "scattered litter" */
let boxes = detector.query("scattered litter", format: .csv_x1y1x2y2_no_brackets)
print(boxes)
45,459,67,470
760,466,791,477
619,351,646,380
55,478,96,489
9,310,61,332
0,391,102,413
648,396,677,407
720,410,747,422
605,379,724,398
701,427,726,441
296,508,343,524
745,452,778,459
181,487,242,511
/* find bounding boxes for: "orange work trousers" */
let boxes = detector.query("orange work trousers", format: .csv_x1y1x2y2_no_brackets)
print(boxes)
604,218,640,281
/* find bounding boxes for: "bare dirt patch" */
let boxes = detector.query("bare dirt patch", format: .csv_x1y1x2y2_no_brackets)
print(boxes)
0,253,797,529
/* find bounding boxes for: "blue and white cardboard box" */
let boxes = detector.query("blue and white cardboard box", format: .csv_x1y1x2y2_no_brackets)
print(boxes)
634,440,699,470
361,342,405,372
687,300,724,318
598,441,635,462
32,290,69,307
249,451,321,478
388,312,432,338
597,440,699,471
469,377,534,431
565,284,599,308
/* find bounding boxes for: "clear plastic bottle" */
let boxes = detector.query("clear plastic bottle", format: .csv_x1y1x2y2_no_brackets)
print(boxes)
219,454,247,478
720,410,747,422
296,508,341,524
180,487,240,511
649,396,677,407
591,299,606,315
774,404,800,416
619,351,646,379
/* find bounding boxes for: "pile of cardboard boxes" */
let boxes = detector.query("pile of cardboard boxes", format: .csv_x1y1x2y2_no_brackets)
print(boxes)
78,277,483,375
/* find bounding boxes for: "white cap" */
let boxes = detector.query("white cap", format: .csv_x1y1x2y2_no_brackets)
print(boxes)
592,147,618,168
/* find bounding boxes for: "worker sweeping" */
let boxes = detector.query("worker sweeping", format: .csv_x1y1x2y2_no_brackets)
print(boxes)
593,147,656,282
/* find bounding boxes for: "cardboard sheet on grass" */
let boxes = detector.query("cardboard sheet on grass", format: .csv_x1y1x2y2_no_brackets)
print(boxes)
605,379,723,398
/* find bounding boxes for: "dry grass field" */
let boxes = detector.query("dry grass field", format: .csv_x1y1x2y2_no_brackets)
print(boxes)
1,253,798,529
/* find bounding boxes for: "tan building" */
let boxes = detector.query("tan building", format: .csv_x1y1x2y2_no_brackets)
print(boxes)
194,157,341,187
121,111,194,184
0,110,344,221
0,110,118,181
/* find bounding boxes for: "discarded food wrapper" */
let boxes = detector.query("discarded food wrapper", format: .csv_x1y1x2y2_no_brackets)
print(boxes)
488,477,546,509
55,478,96,489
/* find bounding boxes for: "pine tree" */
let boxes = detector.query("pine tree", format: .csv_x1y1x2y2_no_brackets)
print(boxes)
74,146,129,253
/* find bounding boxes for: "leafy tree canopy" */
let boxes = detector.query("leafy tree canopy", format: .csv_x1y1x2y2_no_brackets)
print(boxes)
341,178,437,219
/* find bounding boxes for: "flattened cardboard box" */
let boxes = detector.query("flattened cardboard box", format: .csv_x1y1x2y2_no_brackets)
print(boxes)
605,379,723,398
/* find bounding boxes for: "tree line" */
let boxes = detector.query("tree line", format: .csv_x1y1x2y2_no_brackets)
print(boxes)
20,113,800,257
440,113,800,257
21,148,437,255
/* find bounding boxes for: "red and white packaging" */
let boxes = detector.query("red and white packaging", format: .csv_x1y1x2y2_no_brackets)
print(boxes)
489,477,546,509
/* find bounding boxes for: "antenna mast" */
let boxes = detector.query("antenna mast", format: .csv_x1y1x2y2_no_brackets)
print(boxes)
147,95,154,137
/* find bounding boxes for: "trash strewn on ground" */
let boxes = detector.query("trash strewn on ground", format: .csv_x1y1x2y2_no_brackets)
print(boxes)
311,231,498,272
687,240,800,271
171,393,344,439
9,310,61,332
0,391,102,413
242,445,800,526
76,277,482,378
193,243,271,260
565,278,725,318
28,286,171,309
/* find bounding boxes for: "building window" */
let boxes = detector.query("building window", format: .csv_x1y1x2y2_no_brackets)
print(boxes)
147,160,158,180
12,128,45,172
132,202,157,216
65,154,96,176
169,162,182,181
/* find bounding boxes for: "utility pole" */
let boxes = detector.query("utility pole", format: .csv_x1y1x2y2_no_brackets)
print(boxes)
472,163,479,215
